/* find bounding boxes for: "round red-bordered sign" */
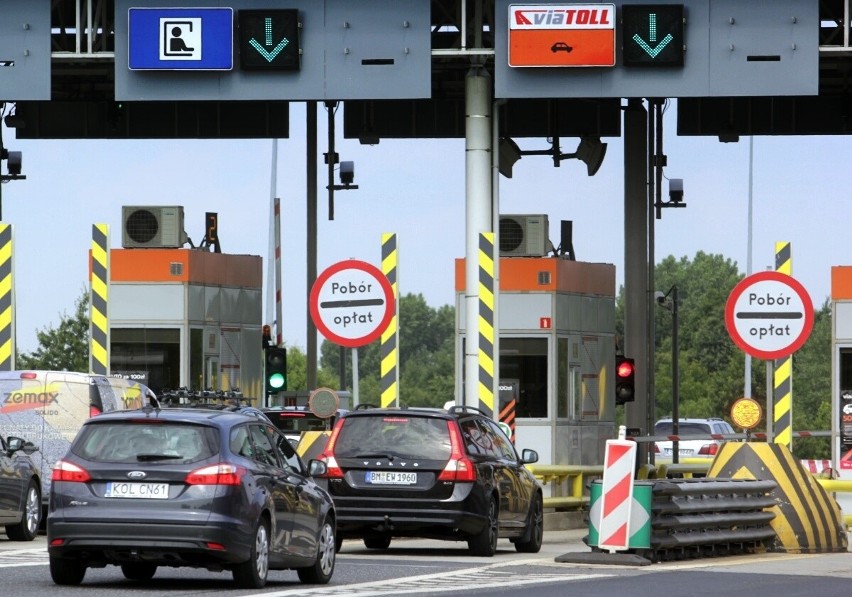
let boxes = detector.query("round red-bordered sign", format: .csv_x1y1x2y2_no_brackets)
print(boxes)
724,271,814,360
309,260,395,348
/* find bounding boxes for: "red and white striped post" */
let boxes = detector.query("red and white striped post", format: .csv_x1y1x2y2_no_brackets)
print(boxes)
598,425,637,552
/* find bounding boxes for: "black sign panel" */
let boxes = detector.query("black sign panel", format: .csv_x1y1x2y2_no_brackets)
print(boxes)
621,4,684,67
238,9,300,71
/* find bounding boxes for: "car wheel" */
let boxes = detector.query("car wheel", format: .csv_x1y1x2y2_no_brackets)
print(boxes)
334,531,344,553
363,535,391,550
121,562,157,581
5,480,40,541
468,497,498,557
514,493,543,553
297,516,335,584
49,557,86,586
233,517,270,589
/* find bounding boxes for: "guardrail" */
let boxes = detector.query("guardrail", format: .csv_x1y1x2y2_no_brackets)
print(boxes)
531,459,852,519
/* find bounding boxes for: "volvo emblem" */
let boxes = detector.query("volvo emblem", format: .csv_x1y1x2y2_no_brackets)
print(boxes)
127,471,147,479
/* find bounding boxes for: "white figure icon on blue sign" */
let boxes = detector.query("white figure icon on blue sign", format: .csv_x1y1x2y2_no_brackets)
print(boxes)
160,18,202,61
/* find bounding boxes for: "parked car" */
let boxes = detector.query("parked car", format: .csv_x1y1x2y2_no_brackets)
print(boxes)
47,405,336,588
316,405,543,556
654,417,736,458
0,435,41,541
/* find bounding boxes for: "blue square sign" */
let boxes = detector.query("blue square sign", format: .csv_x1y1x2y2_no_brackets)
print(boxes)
128,8,233,70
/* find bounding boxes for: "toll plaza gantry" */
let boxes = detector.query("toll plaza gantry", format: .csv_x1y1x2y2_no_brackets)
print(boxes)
2,1,852,467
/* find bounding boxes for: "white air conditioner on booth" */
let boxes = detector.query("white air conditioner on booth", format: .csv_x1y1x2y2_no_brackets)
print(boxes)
499,214,550,257
122,206,187,248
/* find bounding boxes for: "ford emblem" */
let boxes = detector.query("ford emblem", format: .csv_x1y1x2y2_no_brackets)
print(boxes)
127,471,147,479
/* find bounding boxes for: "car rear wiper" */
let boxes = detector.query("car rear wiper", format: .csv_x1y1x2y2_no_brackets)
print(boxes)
136,453,184,461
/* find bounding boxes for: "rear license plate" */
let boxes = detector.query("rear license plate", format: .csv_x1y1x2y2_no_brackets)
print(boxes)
365,471,417,485
664,448,693,456
105,482,169,499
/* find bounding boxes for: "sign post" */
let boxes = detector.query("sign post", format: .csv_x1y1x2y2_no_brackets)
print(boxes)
724,271,814,360
309,260,395,348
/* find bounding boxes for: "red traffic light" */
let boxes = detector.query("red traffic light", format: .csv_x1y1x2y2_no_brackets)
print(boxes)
616,359,635,379
615,356,635,405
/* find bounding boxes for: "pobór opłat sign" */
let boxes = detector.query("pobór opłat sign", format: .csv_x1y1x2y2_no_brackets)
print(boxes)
508,4,615,67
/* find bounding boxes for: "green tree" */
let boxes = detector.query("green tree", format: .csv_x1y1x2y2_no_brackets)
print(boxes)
320,293,455,407
18,288,90,372
281,344,338,391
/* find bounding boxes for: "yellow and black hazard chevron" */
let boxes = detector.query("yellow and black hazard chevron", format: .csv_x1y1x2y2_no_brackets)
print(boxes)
708,442,847,553
0,224,13,371
297,430,331,462
774,241,793,448
478,232,495,417
90,224,109,375
380,233,399,408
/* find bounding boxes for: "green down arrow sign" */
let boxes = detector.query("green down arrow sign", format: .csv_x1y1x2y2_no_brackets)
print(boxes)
238,9,301,71
621,4,684,68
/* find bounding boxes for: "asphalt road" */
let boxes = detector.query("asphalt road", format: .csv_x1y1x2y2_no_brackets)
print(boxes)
3,529,852,596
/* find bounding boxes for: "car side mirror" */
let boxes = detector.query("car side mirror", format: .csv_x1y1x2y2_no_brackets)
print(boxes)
521,449,538,464
307,459,328,477
6,436,38,455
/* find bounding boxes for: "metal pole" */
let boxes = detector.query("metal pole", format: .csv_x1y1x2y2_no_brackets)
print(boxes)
744,136,754,399
672,285,679,464
307,103,318,390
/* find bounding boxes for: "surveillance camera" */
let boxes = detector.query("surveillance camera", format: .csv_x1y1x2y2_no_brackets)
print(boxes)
669,178,684,203
654,291,666,304
340,161,355,185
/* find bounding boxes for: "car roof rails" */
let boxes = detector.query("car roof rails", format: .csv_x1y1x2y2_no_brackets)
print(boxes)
448,405,490,417
354,403,378,410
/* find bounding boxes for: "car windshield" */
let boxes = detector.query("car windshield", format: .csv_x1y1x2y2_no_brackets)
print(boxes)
655,422,713,436
73,421,218,463
334,416,452,460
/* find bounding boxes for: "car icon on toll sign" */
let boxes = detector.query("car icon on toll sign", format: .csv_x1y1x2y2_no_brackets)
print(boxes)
551,42,573,53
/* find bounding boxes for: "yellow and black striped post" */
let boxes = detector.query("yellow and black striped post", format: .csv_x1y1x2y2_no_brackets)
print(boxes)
773,241,793,450
89,224,110,376
380,233,399,408
478,232,496,417
0,224,14,371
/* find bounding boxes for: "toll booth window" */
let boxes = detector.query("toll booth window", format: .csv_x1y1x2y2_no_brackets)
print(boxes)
500,338,548,418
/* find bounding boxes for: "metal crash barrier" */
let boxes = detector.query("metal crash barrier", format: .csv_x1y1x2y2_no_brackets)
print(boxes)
639,478,778,561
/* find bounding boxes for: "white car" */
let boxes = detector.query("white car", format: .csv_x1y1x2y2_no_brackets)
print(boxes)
654,418,735,459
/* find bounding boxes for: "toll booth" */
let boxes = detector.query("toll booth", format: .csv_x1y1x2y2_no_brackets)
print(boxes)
832,266,852,512
107,248,263,400
454,256,616,467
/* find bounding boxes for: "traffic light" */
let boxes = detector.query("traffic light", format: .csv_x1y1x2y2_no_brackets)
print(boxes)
265,347,287,395
615,356,636,405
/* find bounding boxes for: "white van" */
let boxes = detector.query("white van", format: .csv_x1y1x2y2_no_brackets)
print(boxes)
0,370,155,506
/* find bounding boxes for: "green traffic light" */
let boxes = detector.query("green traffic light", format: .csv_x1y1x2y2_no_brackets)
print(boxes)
268,372,286,390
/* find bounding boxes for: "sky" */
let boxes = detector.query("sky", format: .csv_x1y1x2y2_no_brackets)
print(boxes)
1,100,850,356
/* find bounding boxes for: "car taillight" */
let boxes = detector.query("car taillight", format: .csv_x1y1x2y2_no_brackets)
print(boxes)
52,460,91,483
437,421,476,483
698,443,719,456
89,406,102,417
317,418,346,479
185,463,245,485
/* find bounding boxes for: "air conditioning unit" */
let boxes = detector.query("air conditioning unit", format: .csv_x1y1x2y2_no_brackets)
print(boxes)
122,206,187,248
499,214,550,257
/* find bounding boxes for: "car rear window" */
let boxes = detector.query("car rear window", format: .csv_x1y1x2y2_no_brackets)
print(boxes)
655,422,712,435
266,410,331,434
334,415,452,460
73,421,218,463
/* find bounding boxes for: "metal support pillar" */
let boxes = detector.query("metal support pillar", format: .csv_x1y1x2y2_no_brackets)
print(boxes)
464,68,493,408
307,103,318,390
624,99,649,463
